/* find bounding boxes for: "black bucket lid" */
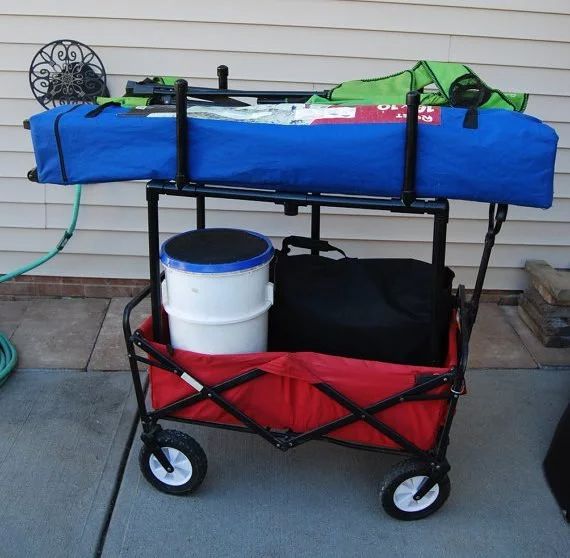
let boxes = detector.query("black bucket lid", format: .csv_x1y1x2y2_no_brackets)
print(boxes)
160,228,274,273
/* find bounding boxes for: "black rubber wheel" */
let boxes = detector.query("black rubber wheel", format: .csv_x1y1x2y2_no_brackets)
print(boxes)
139,429,208,495
380,459,451,520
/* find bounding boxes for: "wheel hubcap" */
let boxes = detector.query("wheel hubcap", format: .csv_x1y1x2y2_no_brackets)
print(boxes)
393,475,439,512
149,447,193,486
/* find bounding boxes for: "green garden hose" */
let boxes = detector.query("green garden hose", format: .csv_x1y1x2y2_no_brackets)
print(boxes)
0,335,17,387
0,184,82,385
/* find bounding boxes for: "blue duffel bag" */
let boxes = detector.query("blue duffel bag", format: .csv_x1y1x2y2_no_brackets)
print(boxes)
28,103,557,208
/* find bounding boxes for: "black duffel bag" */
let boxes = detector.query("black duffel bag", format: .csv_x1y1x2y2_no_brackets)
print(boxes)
268,236,455,366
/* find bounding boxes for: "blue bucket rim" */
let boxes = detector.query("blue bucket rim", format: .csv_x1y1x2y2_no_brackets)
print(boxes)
160,228,274,274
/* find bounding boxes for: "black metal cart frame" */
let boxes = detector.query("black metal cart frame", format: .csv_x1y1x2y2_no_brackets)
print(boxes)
123,72,508,500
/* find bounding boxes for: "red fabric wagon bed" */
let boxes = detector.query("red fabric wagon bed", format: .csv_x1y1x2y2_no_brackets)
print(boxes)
141,314,458,452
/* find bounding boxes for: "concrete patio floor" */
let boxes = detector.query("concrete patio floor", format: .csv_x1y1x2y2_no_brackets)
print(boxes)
0,367,568,558
0,370,138,558
0,297,569,557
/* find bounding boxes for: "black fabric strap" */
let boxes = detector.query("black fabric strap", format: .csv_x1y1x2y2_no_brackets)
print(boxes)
53,105,81,183
448,73,489,130
463,107,479,129
85,101,122,118
281,236,347,257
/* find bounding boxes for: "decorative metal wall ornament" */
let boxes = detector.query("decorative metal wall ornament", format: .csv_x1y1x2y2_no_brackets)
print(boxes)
29,39,108,108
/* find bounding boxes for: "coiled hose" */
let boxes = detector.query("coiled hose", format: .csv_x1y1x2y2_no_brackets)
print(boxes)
0,184,82,385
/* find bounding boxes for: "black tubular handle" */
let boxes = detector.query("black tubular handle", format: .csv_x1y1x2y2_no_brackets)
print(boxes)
217,65,229,89
175,79,188,189
401,90,420,206
281,235,347,257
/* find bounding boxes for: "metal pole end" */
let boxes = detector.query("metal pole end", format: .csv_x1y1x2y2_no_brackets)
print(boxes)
406,90,421,106
174,79,188,95
27,167,38,182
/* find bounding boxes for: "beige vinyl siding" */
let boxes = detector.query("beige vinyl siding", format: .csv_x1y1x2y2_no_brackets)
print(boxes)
0,1,569,289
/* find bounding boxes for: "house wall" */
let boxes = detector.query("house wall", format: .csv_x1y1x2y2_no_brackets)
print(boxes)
1,0,569,289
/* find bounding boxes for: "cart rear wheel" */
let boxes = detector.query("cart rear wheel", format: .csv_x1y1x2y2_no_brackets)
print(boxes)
139,429,208,495
380,459,450,520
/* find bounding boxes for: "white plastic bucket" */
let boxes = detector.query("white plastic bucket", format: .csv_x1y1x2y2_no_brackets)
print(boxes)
160,228,274,354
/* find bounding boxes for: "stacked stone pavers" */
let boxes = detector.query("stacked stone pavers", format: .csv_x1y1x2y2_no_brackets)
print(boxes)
520,261,570,348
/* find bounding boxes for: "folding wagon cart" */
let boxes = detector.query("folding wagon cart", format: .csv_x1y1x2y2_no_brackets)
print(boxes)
121,76,509,521
21,44,556,520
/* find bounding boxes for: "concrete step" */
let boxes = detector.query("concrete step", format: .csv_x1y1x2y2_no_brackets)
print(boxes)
518,304,570,348
525,260,570,306
502,306,570,367
520,289,570,340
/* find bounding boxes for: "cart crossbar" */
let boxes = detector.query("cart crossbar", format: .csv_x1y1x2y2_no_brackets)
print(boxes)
128,317,457,459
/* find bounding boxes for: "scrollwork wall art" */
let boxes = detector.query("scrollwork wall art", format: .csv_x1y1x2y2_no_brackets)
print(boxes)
29,39,108,108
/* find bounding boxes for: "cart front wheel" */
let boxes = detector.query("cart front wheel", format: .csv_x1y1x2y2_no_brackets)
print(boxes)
380,459,450,520
139,429,208,495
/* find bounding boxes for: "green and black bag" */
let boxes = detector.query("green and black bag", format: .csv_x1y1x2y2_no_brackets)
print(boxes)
309,60,528,112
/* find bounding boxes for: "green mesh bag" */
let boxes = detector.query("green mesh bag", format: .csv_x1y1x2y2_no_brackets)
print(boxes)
309,61,528,112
